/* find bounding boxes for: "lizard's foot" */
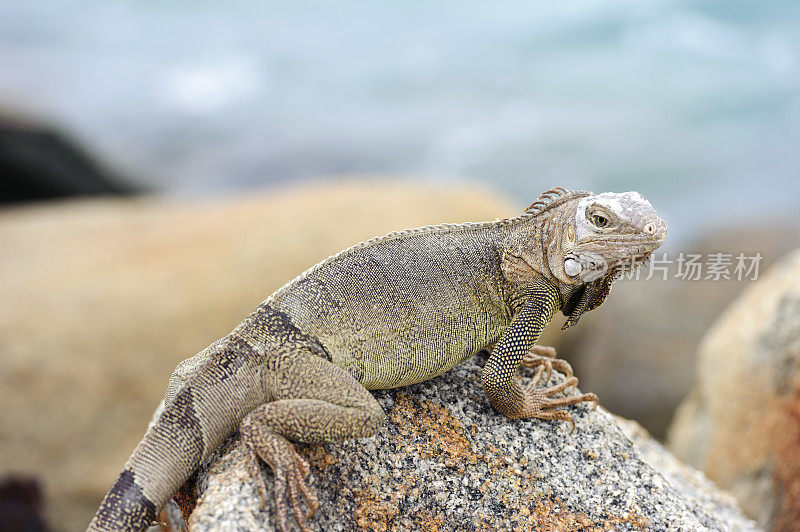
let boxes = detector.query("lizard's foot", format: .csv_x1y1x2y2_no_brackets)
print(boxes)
242,426,319,532
520,345,573,384
518,373,598,431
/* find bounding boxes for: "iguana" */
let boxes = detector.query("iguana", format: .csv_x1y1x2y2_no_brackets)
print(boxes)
88,186,666,531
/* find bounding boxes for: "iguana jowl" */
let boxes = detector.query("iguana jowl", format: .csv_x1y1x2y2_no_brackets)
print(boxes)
88,187,667,531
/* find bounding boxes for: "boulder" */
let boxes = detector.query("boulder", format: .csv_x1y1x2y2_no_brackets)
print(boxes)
0,181,515,531
0,110,138,203
0,476,48,532
668,248,800,531
181,356,757,531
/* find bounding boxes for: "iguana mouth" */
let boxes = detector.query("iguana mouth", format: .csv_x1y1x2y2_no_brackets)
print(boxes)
613,251,655,275
591,234,665,244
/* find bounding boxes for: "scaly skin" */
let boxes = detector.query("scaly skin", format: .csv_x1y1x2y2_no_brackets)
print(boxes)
88,186,667,531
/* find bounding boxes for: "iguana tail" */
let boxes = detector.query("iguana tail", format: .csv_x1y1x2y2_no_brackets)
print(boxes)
87,337,266,531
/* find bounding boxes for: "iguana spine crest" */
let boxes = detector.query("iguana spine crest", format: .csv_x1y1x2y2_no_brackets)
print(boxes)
525,187,592,216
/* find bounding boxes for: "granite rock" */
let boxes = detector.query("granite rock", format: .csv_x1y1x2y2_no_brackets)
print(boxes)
179,356,758,531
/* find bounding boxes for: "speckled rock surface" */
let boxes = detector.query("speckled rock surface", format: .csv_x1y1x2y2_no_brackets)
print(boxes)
179,356,758,531
615,417,759,532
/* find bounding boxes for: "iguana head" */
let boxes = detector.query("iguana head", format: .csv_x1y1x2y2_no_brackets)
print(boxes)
560,191,667,284
510,186,667,329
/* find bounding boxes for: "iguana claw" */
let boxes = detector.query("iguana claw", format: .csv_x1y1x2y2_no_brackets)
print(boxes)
518,369,598,431
520,345,574,383
243,434,318,532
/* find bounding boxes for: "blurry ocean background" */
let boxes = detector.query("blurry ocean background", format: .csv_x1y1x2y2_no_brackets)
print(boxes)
2,1,800,243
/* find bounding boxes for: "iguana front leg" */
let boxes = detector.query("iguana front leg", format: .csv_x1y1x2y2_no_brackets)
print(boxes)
481,279,597,426
239,345,384,532
485,343,574,385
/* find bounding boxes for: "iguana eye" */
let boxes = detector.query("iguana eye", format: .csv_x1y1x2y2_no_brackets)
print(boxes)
591,214,608,228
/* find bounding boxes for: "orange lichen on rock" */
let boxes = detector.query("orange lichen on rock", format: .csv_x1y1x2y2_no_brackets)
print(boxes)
388,393,477,467
474,445,646,531
482,497,646,532
352,476,416,532
773,378,800,532
301,443,337,470
172,474,197,527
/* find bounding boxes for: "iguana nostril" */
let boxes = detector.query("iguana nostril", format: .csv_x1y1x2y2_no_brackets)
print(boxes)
645,223,655,235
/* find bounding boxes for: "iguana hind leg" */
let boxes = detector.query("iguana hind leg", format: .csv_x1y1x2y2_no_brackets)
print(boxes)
240,347,384,532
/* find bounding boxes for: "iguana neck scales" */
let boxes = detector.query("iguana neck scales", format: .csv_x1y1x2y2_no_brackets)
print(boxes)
88,186,666,531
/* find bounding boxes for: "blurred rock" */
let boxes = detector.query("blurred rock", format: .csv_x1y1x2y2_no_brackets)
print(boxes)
0,476,48,532
183,357,757,531
0,180,516,531
668,248,800,531
0,111,138,204
558,222,800,440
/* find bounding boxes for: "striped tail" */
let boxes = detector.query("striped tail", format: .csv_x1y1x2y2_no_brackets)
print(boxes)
88,338,267,531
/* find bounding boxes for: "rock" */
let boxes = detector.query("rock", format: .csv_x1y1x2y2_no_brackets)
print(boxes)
183,356,757,531
559,222,800,440
668,248,800,531
0,110,139,204
0,476,48,532
614,417,758,531
0,181,516,531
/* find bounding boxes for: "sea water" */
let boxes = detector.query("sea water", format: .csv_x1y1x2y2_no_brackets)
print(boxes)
1,1,799,243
